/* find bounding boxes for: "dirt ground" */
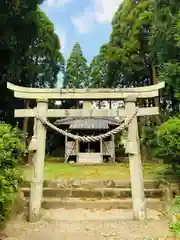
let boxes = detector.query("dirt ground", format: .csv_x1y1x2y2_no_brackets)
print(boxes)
4,208,171,240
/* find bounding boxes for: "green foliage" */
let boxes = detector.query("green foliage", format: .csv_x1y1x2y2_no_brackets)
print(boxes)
158,62,180,93
0,0,40,124
104,0,153,88
22,8,64,88
87,0,180,159
169,196,180,214
150,0,180,63
62,42,89,108
158,62,180,114
141,120,171,160
64,42,89,88
0,0,64,125
88,0,180,116
0,123,25,224
156,117,180,160
154,164,180,183
171,221,180,237
149,0,180,114
175,11,180,47
141,125,158,157
152,117,180,183
89,44,109,87
169,196,180,237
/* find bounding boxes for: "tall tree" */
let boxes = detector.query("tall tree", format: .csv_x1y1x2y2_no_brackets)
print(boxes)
89,44,109,88
0,0,42,80
20,8,64,88
89,0,153,89
105,0,153,88
149,0,180,114
0,1,64,125
0,0,42,124
63,42,89,88
20,8,64,138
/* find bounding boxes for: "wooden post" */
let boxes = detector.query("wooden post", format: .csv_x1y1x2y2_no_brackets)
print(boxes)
77,140,79,153
28,99,48,222
100,138,103,153
111,134,115,163
100,138,103,162
65,134,67,163
125,96,146,220
76,139,79,162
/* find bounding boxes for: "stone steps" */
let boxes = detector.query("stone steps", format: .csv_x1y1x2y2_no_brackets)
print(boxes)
22,187,162,199
22,180,158,189
37,197,163,210
22,180,165,211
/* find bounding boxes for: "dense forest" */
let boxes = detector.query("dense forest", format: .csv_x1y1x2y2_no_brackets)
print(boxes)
0,0,64,125
62,0,180,161
64,0,180,114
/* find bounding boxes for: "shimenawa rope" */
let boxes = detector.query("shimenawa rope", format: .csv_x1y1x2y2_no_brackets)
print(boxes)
35,107,138,142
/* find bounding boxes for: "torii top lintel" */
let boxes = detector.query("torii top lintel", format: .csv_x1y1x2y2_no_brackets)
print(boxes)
7,82,165,100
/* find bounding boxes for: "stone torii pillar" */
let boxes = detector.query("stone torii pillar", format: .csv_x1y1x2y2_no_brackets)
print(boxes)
125,96,146,220
28,99,48,222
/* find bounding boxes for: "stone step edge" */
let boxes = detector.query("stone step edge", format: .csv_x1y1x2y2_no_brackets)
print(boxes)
39,197,163,202
22,187,162,198
21,187,162,192
25,198,163,210
22,180,159,188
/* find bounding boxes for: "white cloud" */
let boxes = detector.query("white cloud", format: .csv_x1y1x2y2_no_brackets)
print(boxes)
94,0,121,23
43,0,72,8
71,0,122,33
71,7,96,34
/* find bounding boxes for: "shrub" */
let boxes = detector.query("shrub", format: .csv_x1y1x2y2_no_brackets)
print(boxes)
141,125,160,159
148,117,180,186
0,123,25,226
156,117,180,162
154,164,180,183
153,117,180,182
169,196,180,238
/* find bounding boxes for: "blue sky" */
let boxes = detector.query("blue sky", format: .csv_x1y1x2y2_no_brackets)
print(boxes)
41,0,121,63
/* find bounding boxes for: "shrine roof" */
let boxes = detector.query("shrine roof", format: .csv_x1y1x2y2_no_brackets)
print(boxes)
54,117,121,130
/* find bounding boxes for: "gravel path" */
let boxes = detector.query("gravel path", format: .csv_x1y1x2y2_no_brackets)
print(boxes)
4,209,170,240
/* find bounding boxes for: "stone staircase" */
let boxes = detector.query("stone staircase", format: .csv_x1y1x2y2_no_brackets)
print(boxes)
21,180,164,210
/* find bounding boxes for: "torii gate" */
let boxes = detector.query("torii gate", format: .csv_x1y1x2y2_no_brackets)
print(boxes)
7,81,165,222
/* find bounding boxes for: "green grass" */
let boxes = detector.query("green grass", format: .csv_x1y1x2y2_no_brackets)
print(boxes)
22,162,166,181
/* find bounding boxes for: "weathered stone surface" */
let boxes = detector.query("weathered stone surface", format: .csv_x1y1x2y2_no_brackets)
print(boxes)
4,207,169,240
21,187,162,199
104,180,116,188
10,191,26,218
22,180,160,189
40,198,163,211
